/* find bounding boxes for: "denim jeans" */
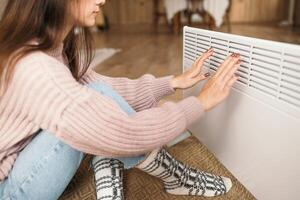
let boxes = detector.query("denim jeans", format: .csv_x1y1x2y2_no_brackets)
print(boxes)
0,81,146,200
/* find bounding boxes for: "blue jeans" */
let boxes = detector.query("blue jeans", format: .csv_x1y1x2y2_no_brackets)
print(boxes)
0,81,146,200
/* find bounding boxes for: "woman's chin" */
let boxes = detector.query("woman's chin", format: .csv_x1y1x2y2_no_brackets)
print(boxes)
87,20,96,27
80,19,96,27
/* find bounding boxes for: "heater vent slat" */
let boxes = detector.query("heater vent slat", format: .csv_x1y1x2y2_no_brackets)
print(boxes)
197,33,210,39
185,48,196,55
250,74,278,89
251,67,279,80
252,46,281,56
285,52,300,58
281,79,300,89
212,49,227,58
197,38,210,45
197,37,210,44
213,49,227,57
229,49,251,59
251,61,280,74
282,70,300,84
229,44,251,54
252,54,281,67
283,59,300,67
238,66,249,74
197,45,209,53
280,86,300,100
185,41,196,48
213,51,227,58
184,27,300,118
283,67,300,80
197,44,210,50
211,42,228,52
185,51,195,58
279,94,300,108
249,83,277,97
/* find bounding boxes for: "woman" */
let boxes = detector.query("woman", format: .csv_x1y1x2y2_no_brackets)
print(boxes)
0,0,240,199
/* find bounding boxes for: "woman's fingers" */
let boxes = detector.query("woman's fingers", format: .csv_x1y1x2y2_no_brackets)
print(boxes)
189,48,214,78
218,54,240,81
222,61,241,83
213,54,234,77
197,52,241,111
225,75,239,91
193,48,213,69
219,62,240,91
200,48,214,62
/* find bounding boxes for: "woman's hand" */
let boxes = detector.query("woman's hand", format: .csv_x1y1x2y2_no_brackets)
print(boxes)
170,48,213,90
197,53,241,111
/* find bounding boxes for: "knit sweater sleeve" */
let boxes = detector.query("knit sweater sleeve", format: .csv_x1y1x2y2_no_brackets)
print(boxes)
13,52,205,157
80,69,176,111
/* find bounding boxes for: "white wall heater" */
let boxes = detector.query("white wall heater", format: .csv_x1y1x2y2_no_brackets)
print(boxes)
182,26,300,200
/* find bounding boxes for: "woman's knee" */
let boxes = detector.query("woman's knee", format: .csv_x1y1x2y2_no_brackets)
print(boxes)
3,130,85,200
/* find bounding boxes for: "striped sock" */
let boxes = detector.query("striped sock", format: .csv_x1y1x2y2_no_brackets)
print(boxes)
135,148,232,197
91,157,124,200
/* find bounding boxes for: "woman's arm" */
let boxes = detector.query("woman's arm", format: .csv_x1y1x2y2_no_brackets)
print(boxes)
14,53,204,157
80,69,176,111
79,48,216,111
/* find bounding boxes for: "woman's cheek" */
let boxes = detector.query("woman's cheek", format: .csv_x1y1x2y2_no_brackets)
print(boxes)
88,17,96,26
76,15,91,27
85,15,96,27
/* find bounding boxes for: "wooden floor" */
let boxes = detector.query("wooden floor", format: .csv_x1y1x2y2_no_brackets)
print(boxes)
92,23,300,102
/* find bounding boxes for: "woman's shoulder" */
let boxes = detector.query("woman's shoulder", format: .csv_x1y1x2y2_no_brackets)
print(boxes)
10,50,74,95
16,39,64,66
17,50,60,66
13,51,64,80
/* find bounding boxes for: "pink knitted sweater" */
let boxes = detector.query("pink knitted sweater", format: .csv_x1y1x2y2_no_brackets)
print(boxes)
0,43,204,181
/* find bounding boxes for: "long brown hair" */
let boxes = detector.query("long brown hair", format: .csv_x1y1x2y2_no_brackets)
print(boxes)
0,0,94,97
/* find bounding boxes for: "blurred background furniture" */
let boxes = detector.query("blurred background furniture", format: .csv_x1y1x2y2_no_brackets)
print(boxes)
102,0,291,33
0,0,7,20
201,0,232,31
154,0,184,34
185,0,231,31
294,0,300,28
279,0,295,26
153,0,167,27
154,0,231,34
186,0,214,29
